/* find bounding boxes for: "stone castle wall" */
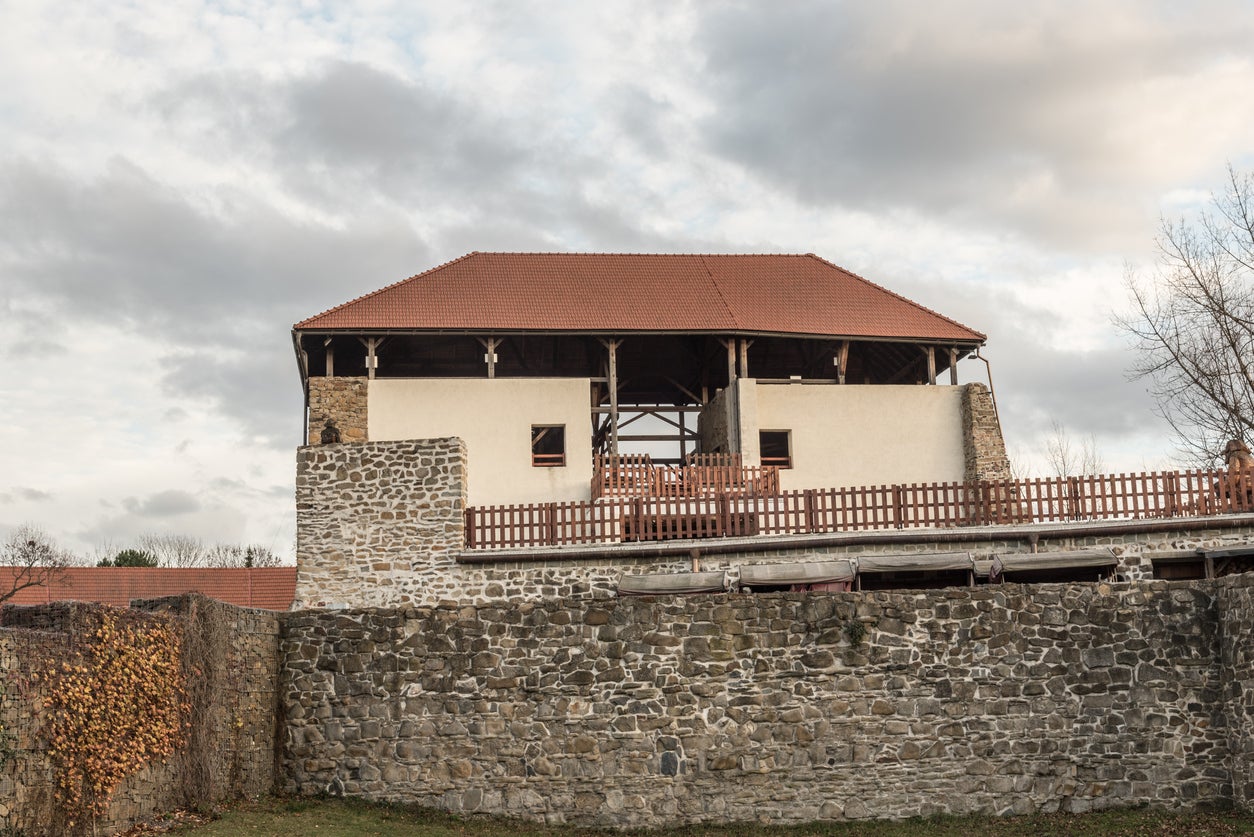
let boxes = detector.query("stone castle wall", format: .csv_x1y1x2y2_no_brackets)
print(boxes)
961,383,1012,482
307,376,368,444
295,435,1254,608
1220,577,1254,807
279,574,1254,827
0,597,281,837
295,438,467,609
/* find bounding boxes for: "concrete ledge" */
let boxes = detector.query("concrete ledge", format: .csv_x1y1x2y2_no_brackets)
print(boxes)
456,512,1254,564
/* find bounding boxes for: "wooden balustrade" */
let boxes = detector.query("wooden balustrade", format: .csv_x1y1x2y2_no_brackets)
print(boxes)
591,454,779,499
465,466,1254,551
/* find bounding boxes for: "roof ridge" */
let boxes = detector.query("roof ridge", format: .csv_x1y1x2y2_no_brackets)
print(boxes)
803,254,987,342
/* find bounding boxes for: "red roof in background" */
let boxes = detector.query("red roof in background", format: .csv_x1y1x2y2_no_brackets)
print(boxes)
294,253,985,343
0,567,296,611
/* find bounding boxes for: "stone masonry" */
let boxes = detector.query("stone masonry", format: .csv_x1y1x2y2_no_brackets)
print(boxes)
0,596,281,837
1220,577,1254,807
295,438,467,609
961,383,1012,482
308,376,368,444
280,574,1254,827
296,438,1254,608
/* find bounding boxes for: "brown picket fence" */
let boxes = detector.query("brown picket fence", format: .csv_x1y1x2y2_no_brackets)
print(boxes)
464,467,1254,550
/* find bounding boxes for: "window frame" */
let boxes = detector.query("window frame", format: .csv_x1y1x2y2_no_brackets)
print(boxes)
531,424,567,467
759,429,792,469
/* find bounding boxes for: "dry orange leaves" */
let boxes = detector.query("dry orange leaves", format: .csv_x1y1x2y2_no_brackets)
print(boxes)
41,609,190,827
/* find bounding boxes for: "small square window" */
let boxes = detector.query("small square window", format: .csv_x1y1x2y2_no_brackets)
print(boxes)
760,430,792,468
531,425,566,467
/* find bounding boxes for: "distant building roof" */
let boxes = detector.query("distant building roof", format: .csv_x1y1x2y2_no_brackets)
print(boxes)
294,252,985,343
0,567,296,611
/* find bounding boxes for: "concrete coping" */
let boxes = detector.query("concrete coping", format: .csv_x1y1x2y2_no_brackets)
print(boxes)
457,512,1254,565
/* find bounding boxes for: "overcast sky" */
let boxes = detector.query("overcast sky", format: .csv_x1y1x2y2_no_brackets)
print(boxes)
3,1,1254,560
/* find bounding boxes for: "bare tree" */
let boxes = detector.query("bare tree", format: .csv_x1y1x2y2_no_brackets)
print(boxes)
1121,165,1254,464
1,524,72,605
202,544,283,567
137,533,207,567
134,535,285,568
1043,420,1105,478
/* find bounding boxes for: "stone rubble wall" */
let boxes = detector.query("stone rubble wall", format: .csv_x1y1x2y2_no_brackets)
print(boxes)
0,596,281,837
295,432,1254,606
280,576,1251,827
1220,573,1254,807
294,438,1254,611
961,383,1012,483
307,376,368,444
295,438,467,609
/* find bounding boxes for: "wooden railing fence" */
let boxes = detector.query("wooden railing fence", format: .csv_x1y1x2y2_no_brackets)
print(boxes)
591,454,780,499
465,467,1254,551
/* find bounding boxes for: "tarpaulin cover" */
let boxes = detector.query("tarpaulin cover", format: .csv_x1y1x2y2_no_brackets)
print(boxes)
617,570,728,596
739,560,856,587
857,552,973,573
1201,545,1254,560
992,549,1116,577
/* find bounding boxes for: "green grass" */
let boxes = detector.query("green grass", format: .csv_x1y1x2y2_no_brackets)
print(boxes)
156,797,1254,837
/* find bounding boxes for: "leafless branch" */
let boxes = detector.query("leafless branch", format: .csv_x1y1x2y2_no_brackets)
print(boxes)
1,524,72,605
1118,166,1254,465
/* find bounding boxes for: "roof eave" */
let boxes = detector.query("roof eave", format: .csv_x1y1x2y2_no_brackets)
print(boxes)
293,326,985,345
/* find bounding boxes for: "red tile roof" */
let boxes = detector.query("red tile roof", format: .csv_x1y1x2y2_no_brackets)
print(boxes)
0,567,296,611
294,253,985,343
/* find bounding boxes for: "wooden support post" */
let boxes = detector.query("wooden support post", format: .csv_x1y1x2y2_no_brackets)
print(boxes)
601,339,622,455
925,346,936,385
366,337,378,380
679,411,687,461
836,340,849,384
738,339,751,379
478,337,500,378
323,337,335,377
949,347,959,385
723,338,739,454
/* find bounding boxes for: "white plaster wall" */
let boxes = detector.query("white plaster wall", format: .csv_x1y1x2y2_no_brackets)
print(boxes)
368,378,593,506
751,382,966,491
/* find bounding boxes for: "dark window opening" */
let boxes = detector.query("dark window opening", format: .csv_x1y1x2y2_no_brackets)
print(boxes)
531,425,566,467
760,430,792,468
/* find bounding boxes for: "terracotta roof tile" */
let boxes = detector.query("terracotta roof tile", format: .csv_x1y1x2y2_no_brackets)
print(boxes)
294,253,985,343
0,567,296,611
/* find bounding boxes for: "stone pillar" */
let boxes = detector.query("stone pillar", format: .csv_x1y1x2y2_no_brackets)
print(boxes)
960,383,1012,482
307,377,368,444
697,388,732,454
294,437,468,609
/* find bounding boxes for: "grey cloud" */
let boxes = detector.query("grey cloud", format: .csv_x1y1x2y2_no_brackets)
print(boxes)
152,60,675,252
997,346,1158,437
0,159,432,335
0,156,431,447
121,489,200,517
159,342,302,446
157,61,573,212
0,487,53,504
690,1,1254,249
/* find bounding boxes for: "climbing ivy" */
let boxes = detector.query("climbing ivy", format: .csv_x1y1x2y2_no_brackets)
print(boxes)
40,609,189,831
